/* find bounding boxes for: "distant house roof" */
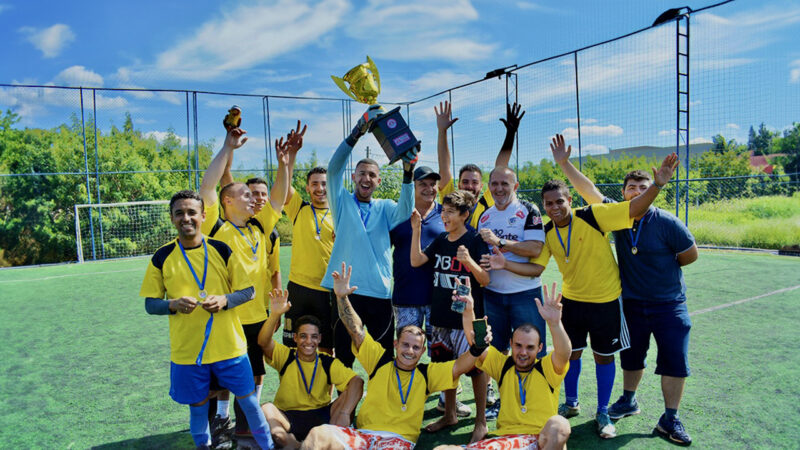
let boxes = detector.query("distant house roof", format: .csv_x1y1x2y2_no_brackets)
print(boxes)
749,151,787,174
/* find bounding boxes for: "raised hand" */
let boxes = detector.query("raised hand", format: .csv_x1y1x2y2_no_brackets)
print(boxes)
534,282,563,324
332,261,358,298
285,120,307,155
275,136,290,165
435,101,458,131
550,133,572,164
268,288,291,316
653,152,679,187
500,102,525,134
224,127,248,150
410,209,422,230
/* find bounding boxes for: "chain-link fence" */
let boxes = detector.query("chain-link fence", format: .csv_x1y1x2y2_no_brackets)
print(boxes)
2,1,798,265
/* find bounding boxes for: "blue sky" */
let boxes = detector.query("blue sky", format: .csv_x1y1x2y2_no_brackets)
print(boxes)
1,0,799,171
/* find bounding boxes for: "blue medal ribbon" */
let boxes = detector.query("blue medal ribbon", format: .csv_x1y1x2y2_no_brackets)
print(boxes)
394,361,415,411
554,217,573,263
352,193,372,226
516,369,530,412
232,222,259,258
311,205,330,238
628,211,650,254
177,238,213,366
296,353,319,395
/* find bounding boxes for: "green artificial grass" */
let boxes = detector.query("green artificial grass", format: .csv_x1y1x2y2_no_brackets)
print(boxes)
0,249,798,448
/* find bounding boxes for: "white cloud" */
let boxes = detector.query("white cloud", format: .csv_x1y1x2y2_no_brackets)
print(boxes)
153,0,349,80
658,129,675,136
790,59,800,83
561,124,622,140
54,65,103,87
690,137,713,144
348,0,497,62
19,24,75,58
0,83,128,123
0,4,12,14
145,130,188,145
515,2,561,14
726,123,740,130
580,144,609,155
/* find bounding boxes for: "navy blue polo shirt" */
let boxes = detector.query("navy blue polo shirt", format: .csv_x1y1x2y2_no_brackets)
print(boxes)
604,198,695,302
390,203,445,307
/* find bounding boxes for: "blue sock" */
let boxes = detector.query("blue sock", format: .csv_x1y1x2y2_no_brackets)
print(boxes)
189,403,211,447
665,407,679,420
622,389,636,403
238,392,274,449
595,361,616,414
564,358,581,406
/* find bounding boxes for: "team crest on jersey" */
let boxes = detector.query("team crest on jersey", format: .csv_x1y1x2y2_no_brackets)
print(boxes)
515,210,525,219
480,214,490,224
508,216,518,226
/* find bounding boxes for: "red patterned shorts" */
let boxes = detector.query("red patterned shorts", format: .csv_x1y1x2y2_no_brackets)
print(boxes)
463,434,539,450
325,425,415,450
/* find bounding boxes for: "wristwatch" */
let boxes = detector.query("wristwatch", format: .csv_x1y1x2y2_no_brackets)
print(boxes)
498,238,507,249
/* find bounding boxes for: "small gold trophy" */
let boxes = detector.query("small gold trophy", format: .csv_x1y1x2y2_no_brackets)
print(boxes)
332,56,420,164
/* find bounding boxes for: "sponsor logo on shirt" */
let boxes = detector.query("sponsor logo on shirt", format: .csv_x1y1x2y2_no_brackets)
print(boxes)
530,215,542,226
480,214,490,224
507,216,518,226
515,210,525,219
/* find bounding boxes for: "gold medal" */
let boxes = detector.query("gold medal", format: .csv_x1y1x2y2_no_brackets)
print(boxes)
199,290,207,299
521,406,527,413
631,247,638,255
401,405,407,412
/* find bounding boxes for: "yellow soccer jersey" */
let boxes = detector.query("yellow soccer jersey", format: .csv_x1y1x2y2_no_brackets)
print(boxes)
139,237,251,365
532,201,633,303
285,193,333,291
477,347,567,436
354,332,458,443
265,342,357,411
202,201,282,324
439,182,494,230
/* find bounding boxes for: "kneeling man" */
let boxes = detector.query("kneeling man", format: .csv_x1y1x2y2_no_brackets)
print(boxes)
437,281,571,450
258,289,364,448
303,262,491,450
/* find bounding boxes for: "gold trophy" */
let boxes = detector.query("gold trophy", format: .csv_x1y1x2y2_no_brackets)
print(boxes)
332,56,420,164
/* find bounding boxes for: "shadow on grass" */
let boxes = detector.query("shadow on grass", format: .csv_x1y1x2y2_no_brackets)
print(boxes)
568,420,659,448
91,430,193,449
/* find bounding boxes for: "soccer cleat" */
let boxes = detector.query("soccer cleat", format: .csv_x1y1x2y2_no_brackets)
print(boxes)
485,399,500,421
596,412,617,439
608,396,641,420
210,415,232,437
655,414,692,446
558,402,580,418
486,383,498,407
436,395,472,417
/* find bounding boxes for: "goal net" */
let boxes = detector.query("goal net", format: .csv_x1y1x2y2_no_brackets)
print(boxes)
74,200,174,262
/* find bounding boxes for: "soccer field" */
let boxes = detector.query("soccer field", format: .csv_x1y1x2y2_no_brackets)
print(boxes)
1,249,798,449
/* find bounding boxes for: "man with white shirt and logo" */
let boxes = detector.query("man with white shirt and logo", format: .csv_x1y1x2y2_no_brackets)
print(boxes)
477,166,547,359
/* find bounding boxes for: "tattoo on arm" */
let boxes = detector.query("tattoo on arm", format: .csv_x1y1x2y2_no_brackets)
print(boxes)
336,296,364,341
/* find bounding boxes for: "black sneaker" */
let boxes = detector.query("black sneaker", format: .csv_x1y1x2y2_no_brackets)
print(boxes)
210,415,232,438
485,398,500,421
608,396,641,420
655,413,692,446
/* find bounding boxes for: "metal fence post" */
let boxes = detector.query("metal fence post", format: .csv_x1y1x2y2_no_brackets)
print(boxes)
92,89,106,259
574,52,583,173
185,91,193,189
79,88,96,260
265,96,273,185
193,92,200,190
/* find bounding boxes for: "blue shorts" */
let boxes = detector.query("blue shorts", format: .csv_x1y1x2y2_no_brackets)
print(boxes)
170,354,255,405
619,299,691,377
484,287,546,358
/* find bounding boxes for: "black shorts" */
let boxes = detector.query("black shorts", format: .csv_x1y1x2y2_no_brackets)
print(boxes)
280,405,331,441
561,296,629,356
283,281,334,349
333,293,394,368
242,320,267,377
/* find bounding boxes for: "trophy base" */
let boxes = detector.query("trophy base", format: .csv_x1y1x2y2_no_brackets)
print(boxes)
369,107,421,164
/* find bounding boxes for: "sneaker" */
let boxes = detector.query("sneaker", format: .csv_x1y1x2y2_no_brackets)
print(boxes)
655,414,692,446
210,415,232,438
596,412,617,439
456,382,463,395
485,399,500,421
558,402,580,418
608,397,641,420
436,395,472,417
486,383,498,407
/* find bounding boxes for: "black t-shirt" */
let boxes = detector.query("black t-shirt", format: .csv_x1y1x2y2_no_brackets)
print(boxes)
423,230,490,329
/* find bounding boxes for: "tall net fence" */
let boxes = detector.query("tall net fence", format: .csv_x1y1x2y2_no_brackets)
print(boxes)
1,1,799,265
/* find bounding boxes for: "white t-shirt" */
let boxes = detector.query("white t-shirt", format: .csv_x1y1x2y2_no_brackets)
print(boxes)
478,198,546,294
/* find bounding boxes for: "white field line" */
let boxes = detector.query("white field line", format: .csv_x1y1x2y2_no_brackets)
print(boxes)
689,284,800,316
0,268,142,283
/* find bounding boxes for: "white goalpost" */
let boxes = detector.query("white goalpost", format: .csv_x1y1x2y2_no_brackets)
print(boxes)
74,200,171,262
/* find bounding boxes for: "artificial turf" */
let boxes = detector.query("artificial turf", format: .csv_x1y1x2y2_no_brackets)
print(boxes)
0,249,798,449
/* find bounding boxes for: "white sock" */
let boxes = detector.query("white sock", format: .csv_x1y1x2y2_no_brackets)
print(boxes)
255,384,263,403
217,400,230,419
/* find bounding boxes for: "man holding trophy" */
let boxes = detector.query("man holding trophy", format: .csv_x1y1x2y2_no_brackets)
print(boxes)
321,57,422,367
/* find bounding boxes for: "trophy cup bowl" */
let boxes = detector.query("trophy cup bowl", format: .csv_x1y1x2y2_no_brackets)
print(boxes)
332,56,420,164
